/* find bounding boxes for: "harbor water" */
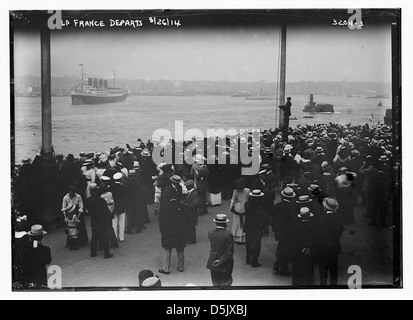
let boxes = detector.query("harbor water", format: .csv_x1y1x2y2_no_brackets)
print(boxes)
14,94,392,161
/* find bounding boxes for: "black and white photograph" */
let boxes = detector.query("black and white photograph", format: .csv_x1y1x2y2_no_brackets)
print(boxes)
7,4,406,297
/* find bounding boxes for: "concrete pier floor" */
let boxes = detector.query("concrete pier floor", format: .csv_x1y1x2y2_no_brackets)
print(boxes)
42,199,394,289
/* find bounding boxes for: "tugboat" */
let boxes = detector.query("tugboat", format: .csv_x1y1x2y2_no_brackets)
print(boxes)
378,101,383,107
303,94,334,113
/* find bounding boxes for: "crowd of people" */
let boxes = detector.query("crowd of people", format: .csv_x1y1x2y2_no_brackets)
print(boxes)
12,122,396,288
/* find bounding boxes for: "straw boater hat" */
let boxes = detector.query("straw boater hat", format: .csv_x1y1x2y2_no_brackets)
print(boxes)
142,276,161,288
129,169,137,176
297,195,312,204
113,172,123,181
284,145,293,153
308,184,321,193
379,155,389,162
323,198,340,211
315,147,324,154
142,149,151,157
170,175,182,184
101,175,111,183
298,207,314,219
213,214,230,224
83,159,93,167
281,187,296,198
249,189,265,197
28,224,47,236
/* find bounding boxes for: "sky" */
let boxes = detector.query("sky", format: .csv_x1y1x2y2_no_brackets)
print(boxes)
13,23,392,83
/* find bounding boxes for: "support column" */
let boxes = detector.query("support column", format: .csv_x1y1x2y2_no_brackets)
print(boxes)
41,26,53,158
278,24,287,130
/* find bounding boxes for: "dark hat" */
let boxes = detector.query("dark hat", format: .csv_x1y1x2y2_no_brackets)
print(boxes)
170,175,182,184
139,270,154,287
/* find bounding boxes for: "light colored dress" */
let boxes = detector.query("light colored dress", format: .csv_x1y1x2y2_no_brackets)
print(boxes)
230,188,250,244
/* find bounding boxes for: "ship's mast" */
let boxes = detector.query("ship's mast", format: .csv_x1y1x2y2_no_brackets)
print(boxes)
113,69,116,89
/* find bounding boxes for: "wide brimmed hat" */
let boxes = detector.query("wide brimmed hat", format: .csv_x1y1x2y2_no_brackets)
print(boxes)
284,144,293,152
28,225,47,236
315,147,324,153
170,175,182,184
298,207,314,219
213,214,230,224
250,189,265,197
281,187,296,198
323,198,340,211
297,195,312,204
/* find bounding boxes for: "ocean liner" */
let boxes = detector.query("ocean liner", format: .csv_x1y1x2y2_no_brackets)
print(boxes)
71,75,128,105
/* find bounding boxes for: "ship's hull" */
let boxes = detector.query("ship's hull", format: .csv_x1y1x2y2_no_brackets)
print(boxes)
71,92,128,105
303,103,334,113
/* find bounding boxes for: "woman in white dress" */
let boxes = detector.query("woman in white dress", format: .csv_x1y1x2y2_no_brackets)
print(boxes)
230,178,250,244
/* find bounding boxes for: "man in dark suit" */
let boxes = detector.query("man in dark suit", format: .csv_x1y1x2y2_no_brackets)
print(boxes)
85,184,113,259
184,180,199,245
278,97,292,132
191,157,209,215
252,170,275,237
207,214,235,287
244,190,267,268
272,187,297,276
24,225,52,289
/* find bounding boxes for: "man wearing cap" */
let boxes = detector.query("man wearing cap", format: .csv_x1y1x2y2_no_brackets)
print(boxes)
183,180,199,245
159,175,186,275
83,160,96,199
272,187,296,276
24,225,52,288
244,190,267,267
316,198,343,287
85,184,114,259
120,148,136,171
207,214,235,287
